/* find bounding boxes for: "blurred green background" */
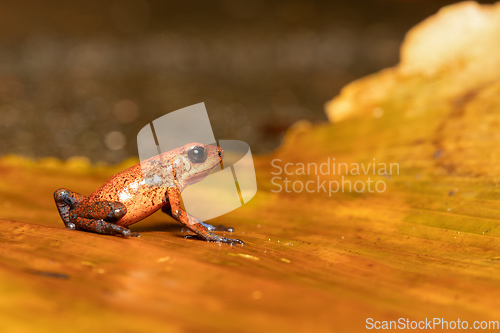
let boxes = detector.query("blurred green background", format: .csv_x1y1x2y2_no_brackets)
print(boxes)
0,0,494,163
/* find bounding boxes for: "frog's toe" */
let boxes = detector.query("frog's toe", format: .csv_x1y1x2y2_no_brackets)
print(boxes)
185,234,243,245
214,237,244,246
122,229,141,238
66,222,76,230
209,237,245,246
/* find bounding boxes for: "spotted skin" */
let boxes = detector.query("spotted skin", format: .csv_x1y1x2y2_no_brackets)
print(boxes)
54,142,244,245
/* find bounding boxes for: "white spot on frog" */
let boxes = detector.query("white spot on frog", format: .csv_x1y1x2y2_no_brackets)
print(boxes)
119,179,146,202
119,191,132,201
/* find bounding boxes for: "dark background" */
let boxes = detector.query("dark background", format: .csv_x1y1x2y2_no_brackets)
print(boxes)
0,0,495,163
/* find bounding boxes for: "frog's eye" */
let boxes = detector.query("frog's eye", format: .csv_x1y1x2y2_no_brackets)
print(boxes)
187,146,207,163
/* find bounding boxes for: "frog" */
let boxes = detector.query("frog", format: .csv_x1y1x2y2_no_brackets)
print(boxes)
54,142,244,245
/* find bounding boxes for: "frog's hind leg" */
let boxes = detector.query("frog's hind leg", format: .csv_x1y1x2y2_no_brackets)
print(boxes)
54,188,85,229
70,201,140,238
70,217,140,237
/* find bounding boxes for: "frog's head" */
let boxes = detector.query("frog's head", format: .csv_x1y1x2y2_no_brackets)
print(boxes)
172,142,223,189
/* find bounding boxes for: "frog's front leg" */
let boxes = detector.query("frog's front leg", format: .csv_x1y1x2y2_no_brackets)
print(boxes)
161,205,234,232
70,201,141,238
163,186,244,245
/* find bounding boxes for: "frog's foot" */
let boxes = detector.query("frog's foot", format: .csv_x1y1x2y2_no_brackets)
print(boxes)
209,236,244,246
188,223,244,245
184,234,244,245
200,222,234,232
71,217,140,238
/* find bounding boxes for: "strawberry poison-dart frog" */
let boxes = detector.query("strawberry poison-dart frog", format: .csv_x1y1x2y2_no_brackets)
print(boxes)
54,143,244,245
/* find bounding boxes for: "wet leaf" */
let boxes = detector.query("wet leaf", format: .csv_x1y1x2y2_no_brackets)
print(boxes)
2,2,500,332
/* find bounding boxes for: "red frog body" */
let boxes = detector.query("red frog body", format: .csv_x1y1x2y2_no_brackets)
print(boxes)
54,142,243,245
